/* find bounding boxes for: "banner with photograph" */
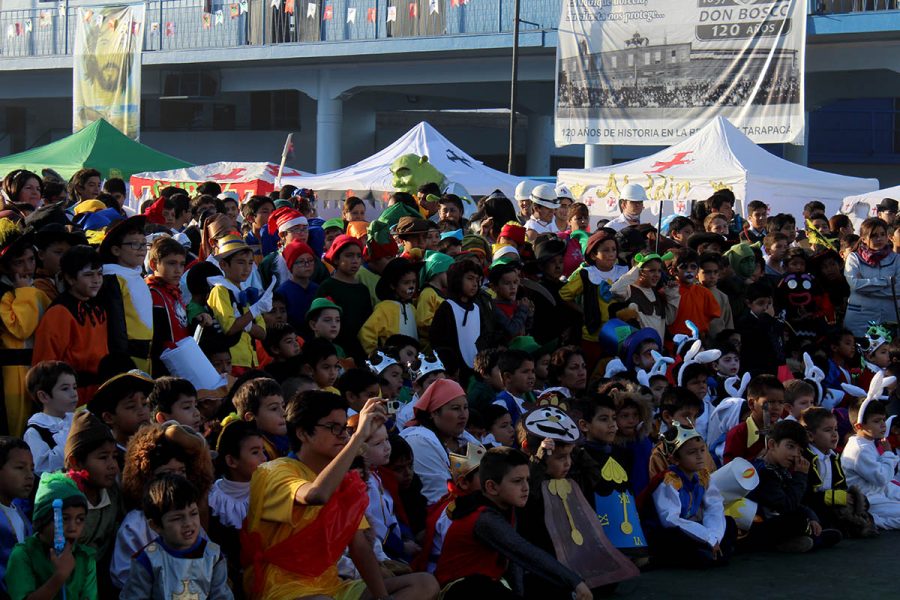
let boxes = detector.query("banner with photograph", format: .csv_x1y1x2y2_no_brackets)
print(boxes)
73,5,145,139
554,0,806,147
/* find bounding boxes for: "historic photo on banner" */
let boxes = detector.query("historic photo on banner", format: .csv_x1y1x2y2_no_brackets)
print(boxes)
554,0,806,147
73,5,145,140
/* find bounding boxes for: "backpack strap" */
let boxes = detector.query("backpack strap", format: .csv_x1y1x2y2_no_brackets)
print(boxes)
26,424,57,449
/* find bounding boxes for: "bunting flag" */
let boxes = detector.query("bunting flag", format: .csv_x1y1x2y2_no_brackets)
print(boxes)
307,2,316,18
230,3,239,18
58,2,66,17
347,7,356,23
132,21,142,35
387,6,396,21
165,21,175,36
367,7,376,22
202,13,211,29
239,0,249,14
14,22,22,36
408,2,417,17
93,14,104,26
150,21,159,33
24,19,33,33
429,0,439,13
324,5,333,20
82,9,94,23
271,0,279,8
6,24,15,38
39,11,52,27
285,0,295,13
215,10,224,24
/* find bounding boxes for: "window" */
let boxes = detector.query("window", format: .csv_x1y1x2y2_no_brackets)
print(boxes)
627,53,634,67
654,51,662,64
610,55,617,68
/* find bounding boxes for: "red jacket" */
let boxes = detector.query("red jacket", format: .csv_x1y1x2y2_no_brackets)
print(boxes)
435,505,509,586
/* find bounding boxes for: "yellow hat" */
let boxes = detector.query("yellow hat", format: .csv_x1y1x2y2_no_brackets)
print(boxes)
449,443,486,482
73,200,107,215
215,234,252,259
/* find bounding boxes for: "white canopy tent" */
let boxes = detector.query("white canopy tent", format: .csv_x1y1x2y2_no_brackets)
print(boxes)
281,122,538,218
557,117,879,224
840,185,900,227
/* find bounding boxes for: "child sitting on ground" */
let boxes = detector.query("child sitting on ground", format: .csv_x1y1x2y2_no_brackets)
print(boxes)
648,387,716,479
149,376,202,431
724,375,784,464
24,361,77,475
493,349,536,425
31,246,108,406
745,420,841,553
783,380,816,422
801,407,877,538
0,437,33,595
614,390,654,496
435,447,592,600
841,391,900,529
645,423,735,568
5,472,94,600
231,377,287,460
120,475,232,600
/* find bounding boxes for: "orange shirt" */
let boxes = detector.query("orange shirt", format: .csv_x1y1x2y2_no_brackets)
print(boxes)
669,283,721,340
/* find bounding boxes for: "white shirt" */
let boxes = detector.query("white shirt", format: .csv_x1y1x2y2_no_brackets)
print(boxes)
0,502,26,542
606,213,641,231
208,478,250,529
23,412,73,475
652,474,727,548
366,471,399,545
810,445,834,492
841,436,900,500
400,426,479,505
524,217,559,235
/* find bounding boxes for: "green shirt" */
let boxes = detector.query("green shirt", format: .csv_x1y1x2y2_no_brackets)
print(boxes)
6,535,97,600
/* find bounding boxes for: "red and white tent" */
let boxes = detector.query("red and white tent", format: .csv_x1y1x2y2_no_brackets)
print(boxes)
128,161,309,210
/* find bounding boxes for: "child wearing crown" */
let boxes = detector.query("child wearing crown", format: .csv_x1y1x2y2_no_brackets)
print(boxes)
642,423,736,568
856,323,892,392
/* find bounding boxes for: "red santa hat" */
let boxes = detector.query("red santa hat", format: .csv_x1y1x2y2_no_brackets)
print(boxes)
143,197,168,226
283,240,315,270
267,207,308,235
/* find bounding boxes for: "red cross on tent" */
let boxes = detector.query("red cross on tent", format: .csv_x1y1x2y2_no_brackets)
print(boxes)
644,151,693,174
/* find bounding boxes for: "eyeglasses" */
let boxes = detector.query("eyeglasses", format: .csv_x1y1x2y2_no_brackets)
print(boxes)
294,258,315,266
119,241,148,250
315,422,353,437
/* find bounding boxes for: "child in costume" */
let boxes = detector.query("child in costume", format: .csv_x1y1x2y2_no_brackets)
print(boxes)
207,235,272,373
33,221,83,302
824,328,856,401
258,207,314,288
609,251,678,341
666,247,721,342
800,407,877,538
98,214,154,373
416,251,452,347
0,218,51,436
5,472,96,600
560,229,629,365
146,236,196,376
724,375,784,464
359,257,420,356
430,260,489,375
275,240,319,338
435,446,592,600
241,391,437,600
644,423,736,568
648,387,717,478
32,245,108,406
23,361,77,475
745,420,841,553
0,437,33,595
856,323,892,392
612,389,654,496
208,420,268,599
572,396,648,557
519,406,639,598
840,374,900,530
316,234,373,363
112,421,214,589
120,474,232,600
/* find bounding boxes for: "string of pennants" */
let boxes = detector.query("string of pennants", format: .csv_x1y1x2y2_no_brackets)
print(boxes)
4,1,471,38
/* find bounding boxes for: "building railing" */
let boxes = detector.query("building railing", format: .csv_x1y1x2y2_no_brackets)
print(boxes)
0,0,896,59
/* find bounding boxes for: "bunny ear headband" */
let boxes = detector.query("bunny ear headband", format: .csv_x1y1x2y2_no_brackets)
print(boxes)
672,320,701,357
676,340,722,386
802,352,825,405
636,350,675,387
723,372,752,399
844,370,897,425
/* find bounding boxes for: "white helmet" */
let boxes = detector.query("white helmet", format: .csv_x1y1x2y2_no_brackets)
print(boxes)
530,184,560,208
555,184,574,200
620,183,648,203
514,180,535,201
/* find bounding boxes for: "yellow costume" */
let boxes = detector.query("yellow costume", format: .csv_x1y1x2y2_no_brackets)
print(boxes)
358,300,417,356
415,286,444,345
243,458,369,600
207,283,266,369
0,287,50,436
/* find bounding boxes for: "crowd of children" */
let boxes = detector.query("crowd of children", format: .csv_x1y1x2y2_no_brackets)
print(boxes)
0,169,899,599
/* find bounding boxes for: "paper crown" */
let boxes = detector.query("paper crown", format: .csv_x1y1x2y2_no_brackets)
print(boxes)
415,352,445,381
662,421,702,456
366,351,398,375
448,443,486,481
861,322,891,355
523,405,580,443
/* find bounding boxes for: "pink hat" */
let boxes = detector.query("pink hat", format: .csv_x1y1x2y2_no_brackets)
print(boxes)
414,379,466,414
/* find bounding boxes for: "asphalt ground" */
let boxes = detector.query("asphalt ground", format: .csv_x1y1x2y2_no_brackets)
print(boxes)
608,531,898,599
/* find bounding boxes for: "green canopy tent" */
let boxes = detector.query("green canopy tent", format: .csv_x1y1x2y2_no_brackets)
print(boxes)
0,119,191,181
